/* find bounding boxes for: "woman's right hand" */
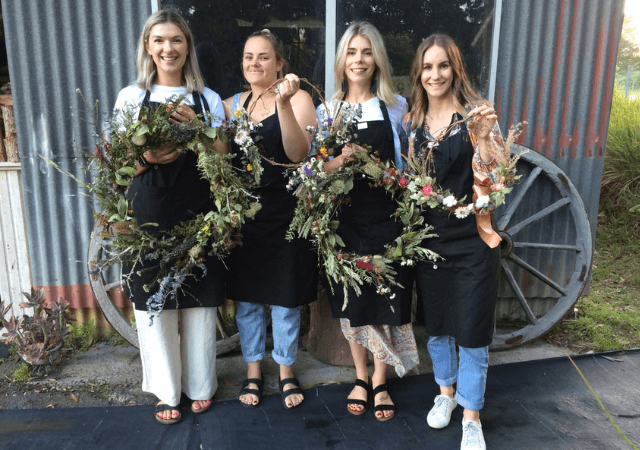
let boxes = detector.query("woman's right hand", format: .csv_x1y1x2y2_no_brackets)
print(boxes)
144,142,180,165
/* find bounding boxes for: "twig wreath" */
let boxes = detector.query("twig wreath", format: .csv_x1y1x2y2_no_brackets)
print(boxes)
46,90,261,323
285,86,525,310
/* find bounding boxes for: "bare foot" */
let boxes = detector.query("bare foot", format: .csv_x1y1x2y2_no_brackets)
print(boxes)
156,401,180,421
191,399,211,412
280,365,304,408
239,362,262,406
372,374,395,420
347,378,369,414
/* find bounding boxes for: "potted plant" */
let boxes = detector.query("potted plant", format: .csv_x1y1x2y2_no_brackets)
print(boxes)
0,288,72,371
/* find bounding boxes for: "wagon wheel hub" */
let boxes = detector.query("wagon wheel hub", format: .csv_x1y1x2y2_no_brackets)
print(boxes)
498,230,514,259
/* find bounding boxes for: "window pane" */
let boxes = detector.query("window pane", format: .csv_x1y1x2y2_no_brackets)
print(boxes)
161,0,327,100
336,0,495,100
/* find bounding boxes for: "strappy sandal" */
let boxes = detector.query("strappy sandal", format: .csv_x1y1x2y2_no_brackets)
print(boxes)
239,377,264,408
279,377,305,409
155,402,182,425
346,378,370,416
372,383,396,422
190,399,213,414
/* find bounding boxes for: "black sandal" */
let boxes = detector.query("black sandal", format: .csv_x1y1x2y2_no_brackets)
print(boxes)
155,402,182,425
279,377,304,409
346,378,370,416
372,384,396,421
239,377,264,408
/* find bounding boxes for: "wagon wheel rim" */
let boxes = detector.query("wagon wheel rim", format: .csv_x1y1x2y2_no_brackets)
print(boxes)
87,222,241,354
491,145,592,350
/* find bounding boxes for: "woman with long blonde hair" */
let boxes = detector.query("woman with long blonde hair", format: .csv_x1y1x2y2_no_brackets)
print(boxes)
320,21,415,422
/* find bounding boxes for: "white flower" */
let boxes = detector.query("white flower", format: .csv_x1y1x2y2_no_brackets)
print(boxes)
234,130,250,146
475,195,490,209
442,195,457,207
454,207,470,219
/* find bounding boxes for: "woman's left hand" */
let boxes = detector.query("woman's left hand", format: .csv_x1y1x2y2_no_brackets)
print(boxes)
168,103,196,123
468,104,497,141
276,74,300,105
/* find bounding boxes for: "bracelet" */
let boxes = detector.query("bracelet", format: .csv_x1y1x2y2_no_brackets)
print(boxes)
138,154,149,167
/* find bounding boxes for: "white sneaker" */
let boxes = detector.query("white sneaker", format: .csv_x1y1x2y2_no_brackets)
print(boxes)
427,394,458,428
461,418,486,450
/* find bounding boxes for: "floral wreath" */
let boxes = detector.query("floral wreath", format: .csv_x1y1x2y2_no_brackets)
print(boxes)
46,91,261,323
287,100,524,310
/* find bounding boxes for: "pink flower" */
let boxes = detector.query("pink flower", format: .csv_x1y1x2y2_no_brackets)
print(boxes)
398,178,407,188
422,185,433,195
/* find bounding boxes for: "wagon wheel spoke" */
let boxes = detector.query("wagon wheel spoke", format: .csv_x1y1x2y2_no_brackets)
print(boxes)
506,197,571,236
507,253,569,296
514,242,582,252
104,280,124,291
498,166,542,229
501,260,539,325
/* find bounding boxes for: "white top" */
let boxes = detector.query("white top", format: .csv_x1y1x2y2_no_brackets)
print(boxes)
316,94,408,167
114,84,224,127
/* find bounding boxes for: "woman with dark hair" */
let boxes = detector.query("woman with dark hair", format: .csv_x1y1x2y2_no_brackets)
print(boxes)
223,29,318,410
115,9,227,424
400,34,503,450
319,21,414,422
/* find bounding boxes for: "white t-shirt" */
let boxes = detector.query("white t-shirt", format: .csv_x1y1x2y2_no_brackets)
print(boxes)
113,84,224,127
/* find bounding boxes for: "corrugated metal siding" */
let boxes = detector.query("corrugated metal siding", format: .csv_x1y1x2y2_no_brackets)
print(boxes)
493,0,623,320
2,0,151,331
0,164,32,319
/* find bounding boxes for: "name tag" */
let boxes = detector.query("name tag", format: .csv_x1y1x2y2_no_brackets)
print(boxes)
357,122,368,130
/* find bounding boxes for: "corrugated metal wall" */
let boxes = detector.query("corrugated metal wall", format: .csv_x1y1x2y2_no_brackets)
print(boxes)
493,0,623,320
0,0,623,331
2,0,152,331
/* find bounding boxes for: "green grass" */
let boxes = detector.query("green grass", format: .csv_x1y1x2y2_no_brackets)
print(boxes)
548,92,640,352
68,320,100,352
13,363,32,382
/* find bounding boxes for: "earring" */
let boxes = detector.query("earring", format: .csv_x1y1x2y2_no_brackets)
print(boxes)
371,78,377,94
341,80,346,93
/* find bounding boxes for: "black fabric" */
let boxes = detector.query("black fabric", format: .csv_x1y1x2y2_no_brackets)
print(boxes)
125,91,225,311
412,118,500,348
225,93,318,308
3,350,639,449
325,100,412,327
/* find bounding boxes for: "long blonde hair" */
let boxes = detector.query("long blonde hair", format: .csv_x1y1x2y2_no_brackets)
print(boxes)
332,21,398,106
408,34,483,130
136,9,205,93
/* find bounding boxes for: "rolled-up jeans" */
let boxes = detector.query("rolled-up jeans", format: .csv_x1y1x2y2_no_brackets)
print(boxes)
236,302,300,366
427,334,489,411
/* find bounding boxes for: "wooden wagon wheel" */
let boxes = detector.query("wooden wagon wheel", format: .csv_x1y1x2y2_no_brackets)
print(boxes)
87,222,241,354
491,145,592,349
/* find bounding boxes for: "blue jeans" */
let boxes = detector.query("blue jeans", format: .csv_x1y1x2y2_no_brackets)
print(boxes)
427,335,489,411
235,302,300,366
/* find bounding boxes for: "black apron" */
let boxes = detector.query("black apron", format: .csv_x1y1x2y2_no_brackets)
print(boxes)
325,100,412,327
225,93,318,308
413,117,500,348
126,90,225,311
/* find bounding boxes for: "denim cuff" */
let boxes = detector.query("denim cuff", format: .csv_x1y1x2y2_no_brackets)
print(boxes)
455,391,484,412
271,349,297,367
434,374,458,387
241,351,265,364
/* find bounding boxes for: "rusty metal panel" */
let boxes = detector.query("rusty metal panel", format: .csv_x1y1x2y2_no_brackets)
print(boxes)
1,0,152,320
493,0,622,320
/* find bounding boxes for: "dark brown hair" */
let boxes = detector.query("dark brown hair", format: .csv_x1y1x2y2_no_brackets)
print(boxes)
243,29,289,79
408,34,483,130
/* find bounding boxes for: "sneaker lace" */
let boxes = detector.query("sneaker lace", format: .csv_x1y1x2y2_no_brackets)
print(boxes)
433,396,449,414
463,421,482,446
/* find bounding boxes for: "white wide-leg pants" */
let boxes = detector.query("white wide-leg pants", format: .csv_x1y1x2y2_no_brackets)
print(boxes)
134,307,218,407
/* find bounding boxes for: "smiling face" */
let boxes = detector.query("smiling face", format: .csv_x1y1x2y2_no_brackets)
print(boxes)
344,35,376,89
242,36,283,88
145,22,188,85
421,45,454,100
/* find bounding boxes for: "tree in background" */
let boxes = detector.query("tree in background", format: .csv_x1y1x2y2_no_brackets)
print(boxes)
616,15,640,90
